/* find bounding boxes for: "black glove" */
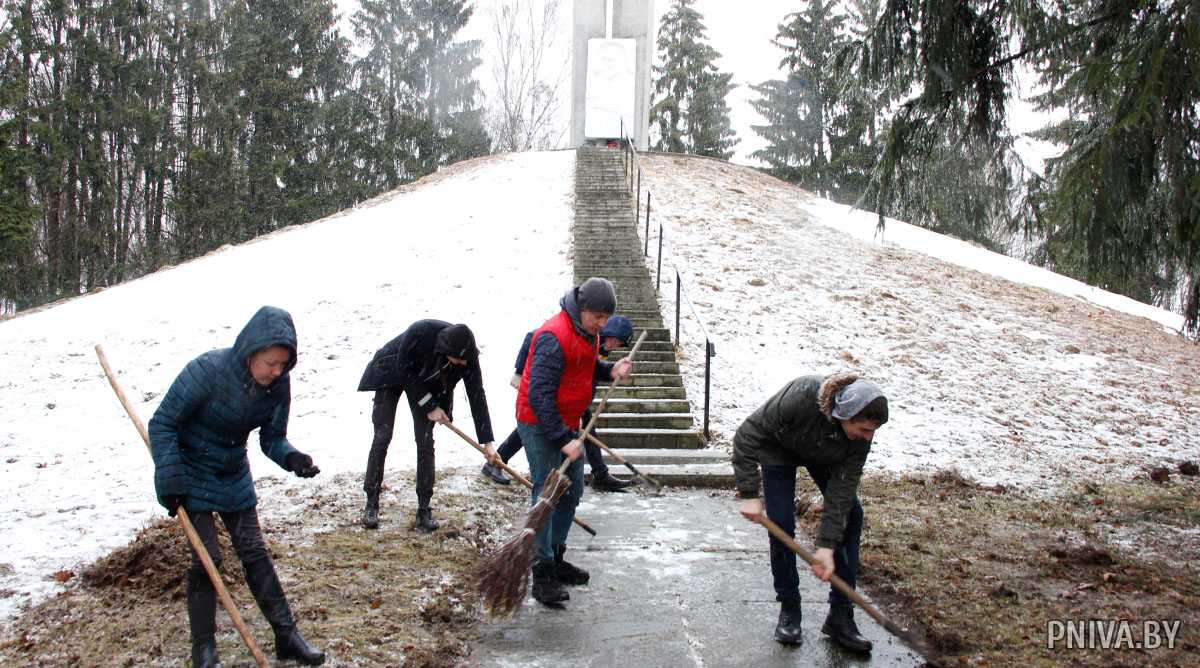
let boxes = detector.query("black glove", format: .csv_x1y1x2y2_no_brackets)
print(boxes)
161,494,185,517
286,452,320,478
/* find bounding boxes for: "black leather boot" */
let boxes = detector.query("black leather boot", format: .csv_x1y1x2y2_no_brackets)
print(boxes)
480,463,510,484
186,570,223,668
361,495,379,530
274,626,326,665
552,545,590,585
822,602,872,653
531,561,569,604
591,471,633,491
243,558,325,665
415,506,439,531
774,598,803,645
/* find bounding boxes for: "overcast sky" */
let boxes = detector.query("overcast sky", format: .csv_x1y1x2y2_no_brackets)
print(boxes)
334,0,1052,166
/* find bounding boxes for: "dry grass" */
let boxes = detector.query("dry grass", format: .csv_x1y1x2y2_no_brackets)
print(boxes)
804,468,1200,667
0,471,526,668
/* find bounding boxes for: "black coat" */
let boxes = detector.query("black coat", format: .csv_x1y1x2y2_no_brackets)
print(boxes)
359,319,494,443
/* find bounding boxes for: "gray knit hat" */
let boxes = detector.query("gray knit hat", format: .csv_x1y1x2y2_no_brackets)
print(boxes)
831,379,886,420
576,277,617,314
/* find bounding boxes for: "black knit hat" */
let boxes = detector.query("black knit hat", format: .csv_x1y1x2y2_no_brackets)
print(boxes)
577,277,617,314
435,324,477,359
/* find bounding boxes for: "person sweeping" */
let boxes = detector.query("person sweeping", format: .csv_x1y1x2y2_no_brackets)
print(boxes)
512,278,631,605
733,373,888,653
357,320,496,531
481,314,635,491
149,305,325,667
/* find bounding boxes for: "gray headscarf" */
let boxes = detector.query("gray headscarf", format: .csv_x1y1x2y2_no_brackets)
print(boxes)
831,379,886,420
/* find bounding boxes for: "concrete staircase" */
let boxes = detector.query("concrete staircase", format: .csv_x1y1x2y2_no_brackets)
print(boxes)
574,147,732,488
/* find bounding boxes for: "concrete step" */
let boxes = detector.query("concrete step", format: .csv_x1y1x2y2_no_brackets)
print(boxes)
609,386,688,400
595,412,694,429
592,398,692,413
601,448,728,466
628,360,680,374
627,372,681,387
584,463,734,489
593,427,703,449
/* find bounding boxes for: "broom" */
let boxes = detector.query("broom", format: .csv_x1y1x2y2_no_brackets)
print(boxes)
472,330,647,616
95,345,270,668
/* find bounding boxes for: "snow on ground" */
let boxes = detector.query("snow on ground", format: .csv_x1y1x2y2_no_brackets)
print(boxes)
0,151,574,622
638,154,1199,490
2,148,1198,627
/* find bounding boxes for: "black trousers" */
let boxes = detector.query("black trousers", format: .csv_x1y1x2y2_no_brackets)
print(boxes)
187,507,271,573
363,387,436,506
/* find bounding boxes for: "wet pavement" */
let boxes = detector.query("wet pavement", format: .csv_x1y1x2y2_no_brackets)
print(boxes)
468,487,925,667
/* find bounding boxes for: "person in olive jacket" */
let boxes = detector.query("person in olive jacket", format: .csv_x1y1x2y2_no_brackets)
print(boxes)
149,305,324,668
358,320,497,531
733,373,888,653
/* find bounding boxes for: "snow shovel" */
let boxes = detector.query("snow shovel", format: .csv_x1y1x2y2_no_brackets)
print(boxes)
438,418,597,536
95,345,270,668
472,330,647,616
757,515,937,662
583,432,663,493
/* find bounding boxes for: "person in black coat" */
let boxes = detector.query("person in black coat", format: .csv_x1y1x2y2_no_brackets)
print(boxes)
149,305,324,668
358,320,497,530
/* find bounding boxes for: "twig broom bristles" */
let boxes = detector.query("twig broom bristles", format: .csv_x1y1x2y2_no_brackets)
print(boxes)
472,331,647,616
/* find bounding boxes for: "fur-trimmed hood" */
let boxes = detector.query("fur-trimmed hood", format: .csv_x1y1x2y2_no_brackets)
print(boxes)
817,373,861,422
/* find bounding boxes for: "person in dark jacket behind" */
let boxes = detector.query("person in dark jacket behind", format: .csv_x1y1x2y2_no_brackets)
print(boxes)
480,314,634,491
733,373,888,653
149,305,324,668
516,278,632,606
358,320,496,531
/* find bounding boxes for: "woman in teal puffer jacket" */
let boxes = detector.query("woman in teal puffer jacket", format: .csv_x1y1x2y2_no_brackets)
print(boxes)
149,305,324,668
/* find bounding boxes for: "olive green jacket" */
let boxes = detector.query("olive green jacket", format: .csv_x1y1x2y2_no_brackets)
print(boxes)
732,374,870,549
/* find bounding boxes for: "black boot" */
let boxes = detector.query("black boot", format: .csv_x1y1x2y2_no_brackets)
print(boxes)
822,602,872,653
552,545,590,585
243,558,325,665
415,506,439,531
531,561,569,604
361,495,379,530
591,471,633,492
774,598,803,645
187,571,223,668
274,626,326,665
480,463,510,484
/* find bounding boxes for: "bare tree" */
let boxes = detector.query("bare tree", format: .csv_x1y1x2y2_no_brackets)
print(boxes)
483,0,570,151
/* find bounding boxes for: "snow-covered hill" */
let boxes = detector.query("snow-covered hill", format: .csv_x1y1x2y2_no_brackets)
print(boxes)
639,154,1197,488
2,149,1196,625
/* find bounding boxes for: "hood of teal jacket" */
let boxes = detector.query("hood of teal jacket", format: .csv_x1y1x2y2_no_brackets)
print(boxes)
230,306,298,381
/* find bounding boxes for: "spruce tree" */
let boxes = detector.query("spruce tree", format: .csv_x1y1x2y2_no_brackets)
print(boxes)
849,0,1200,334
650,0,737,159
751,1,871,202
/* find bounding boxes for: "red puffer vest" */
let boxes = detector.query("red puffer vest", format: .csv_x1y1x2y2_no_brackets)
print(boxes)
516,309,597,429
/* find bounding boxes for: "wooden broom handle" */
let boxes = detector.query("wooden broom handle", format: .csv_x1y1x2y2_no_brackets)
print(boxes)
757,514,904,635
438,419,597,536
95,345,270,668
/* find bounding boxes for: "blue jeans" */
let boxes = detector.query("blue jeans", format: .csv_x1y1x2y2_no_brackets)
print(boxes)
761,463,862,605
498,409,610,478
518,422,585,566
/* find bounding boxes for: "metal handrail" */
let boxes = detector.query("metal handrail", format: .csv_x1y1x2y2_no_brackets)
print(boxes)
617,120,716,441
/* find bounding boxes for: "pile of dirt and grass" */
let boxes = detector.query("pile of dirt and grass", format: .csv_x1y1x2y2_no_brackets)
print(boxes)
0,470,526,668
805,467,1200,667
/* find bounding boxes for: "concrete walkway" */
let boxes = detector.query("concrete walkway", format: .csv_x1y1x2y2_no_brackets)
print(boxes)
468,488,925,667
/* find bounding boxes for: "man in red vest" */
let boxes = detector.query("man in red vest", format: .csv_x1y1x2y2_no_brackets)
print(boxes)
515,277,632,606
